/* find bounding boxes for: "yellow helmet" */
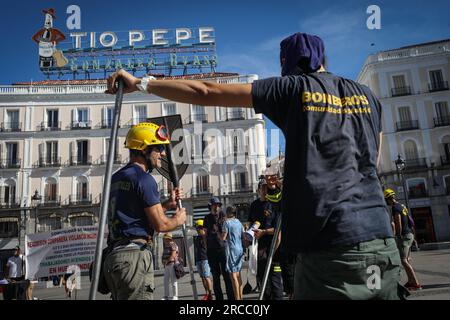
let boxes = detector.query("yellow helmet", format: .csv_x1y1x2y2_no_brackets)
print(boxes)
195,219,204,228
384,188,396,199
125,122,170,150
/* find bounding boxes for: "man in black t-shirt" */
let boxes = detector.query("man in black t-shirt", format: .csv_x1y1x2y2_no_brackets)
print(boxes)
384,189,421,290
106,32,402,299
203,197,235,300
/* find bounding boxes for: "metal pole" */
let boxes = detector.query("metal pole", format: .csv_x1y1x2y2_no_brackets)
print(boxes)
258,213,282,300
34,206,38,234
89,78,124,300
401,171,410,211
163,118,198,300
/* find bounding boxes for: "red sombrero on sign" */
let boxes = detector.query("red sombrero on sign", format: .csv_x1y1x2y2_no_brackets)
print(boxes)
42,8,56,19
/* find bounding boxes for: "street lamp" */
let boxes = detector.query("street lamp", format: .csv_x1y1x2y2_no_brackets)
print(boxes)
31,190,41,233
394,154,410,211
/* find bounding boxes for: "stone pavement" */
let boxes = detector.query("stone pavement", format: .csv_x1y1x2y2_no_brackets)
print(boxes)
6,248,450,300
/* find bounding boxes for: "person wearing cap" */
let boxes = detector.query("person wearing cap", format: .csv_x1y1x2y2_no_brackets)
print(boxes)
203,197,235,300
384,189,421,290
103,122,186,300
194,219,213,300
161,233,180,300
106,32,400,299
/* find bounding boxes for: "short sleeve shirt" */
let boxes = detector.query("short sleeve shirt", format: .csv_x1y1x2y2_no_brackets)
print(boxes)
392,202,412,235
108,163,160,243
252,72,393,252
204,211,226,250
7,255,24,278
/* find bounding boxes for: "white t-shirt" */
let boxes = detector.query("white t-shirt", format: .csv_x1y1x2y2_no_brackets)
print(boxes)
7,255,24,278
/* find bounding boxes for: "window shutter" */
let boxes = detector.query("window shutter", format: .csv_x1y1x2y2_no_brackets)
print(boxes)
39,143,45,165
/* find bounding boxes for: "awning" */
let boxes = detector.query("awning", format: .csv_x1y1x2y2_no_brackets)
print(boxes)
0,237,19,250
0,217,19,223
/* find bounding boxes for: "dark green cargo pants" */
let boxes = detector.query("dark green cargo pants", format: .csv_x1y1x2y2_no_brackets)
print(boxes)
294,238,402,300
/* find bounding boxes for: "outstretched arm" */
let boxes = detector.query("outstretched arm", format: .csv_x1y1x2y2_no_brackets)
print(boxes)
106,69,253,108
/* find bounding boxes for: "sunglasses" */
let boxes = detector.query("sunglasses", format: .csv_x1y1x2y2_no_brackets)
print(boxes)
156,125,170,141
153,145,166,153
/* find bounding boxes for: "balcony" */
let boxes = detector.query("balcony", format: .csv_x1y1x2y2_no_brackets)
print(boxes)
97,154,122,165
70,155,92,166
428,81,449,92
190,187,213,198
99,119,120,129
41,196,61,207
408,189,429,199
391,86,411,97
434,116,450,127
37,157,61,168
227,111,246,121
404,158,427,169
71,120,92,130
230,184,254,194
40,121,61,131
395,120,419,132
0,158,21,169
1,122,22,132
441,155,450,166
0,198,20,209
184,114,208,124
69,194,92,206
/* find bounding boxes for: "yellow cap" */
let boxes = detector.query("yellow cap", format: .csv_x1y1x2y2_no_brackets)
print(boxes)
125,122,170,150
195,219,204,227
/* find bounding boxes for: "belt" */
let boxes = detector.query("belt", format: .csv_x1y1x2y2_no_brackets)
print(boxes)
111,237,153,251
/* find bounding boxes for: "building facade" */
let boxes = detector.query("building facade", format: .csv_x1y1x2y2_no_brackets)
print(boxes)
0,73,267,272
358,39,450,243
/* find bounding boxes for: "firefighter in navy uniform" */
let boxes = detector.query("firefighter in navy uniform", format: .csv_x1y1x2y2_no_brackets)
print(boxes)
106,32,402,299
249,169,284,300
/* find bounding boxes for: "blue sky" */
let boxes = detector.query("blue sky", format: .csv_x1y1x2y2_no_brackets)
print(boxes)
1,0,449,155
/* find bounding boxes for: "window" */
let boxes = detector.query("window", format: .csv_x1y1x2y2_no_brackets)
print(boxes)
77,140,89,164
70,215,94,227
430,70,444,85
191,134,202,158
393,75,406,89
76,177,88,201
444,176,450,194
104,107,114,128
0,221,19,238
234,168,248,190
2,180,16,205
163,103,176,116
398,106,412,122
135,105,147,123
5,110,20,131
45,178,57,202
46,109,59,129
195,172,209,194
38,216,62,232
192,105,205,122
404,140,419,160
435,102,449,118
46,141,58,164
77,109,88,122
5,142,18,167
407,178,427,198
